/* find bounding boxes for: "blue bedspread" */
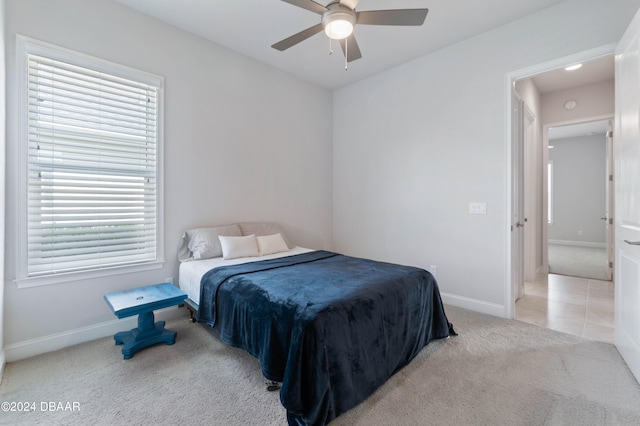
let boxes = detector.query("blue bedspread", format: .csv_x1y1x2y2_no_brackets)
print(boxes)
197,250,453,426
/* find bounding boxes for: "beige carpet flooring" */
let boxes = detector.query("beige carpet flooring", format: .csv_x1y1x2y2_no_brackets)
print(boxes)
548,244,609,281
1,305,639,425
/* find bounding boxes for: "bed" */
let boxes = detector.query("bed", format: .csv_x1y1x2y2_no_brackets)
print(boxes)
178,222,454,426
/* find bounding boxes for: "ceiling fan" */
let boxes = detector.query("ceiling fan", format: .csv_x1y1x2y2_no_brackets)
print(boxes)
271,0,429,64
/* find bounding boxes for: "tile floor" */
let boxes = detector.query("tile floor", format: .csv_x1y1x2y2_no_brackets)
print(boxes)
515,273,615,344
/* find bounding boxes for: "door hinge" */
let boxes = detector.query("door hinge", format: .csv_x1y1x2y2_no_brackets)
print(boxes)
609,174,613,181
609,261,614,268
609,218,613,225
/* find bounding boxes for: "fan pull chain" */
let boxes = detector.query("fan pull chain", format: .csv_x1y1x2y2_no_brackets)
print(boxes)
329,36,333,55
344,38,348,70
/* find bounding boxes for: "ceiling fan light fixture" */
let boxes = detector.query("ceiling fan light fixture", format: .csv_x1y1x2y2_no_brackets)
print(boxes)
324,18,353,39
565,63,583,71
322,8,356,40
272,0,430,65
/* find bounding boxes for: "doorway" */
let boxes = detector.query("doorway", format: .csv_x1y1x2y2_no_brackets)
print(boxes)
546,119,612,282
508,50,615,343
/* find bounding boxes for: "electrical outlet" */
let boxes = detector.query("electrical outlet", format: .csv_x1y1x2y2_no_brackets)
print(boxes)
429,265,437,277
469,202,487,215
165,276,174,285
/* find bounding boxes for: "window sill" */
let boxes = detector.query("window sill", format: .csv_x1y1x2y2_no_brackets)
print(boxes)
14,261,165,289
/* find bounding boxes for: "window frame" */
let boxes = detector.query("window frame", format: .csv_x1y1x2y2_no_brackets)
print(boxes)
15,35,165,288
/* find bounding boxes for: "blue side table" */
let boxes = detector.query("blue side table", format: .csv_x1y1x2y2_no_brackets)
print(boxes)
104,283,187,359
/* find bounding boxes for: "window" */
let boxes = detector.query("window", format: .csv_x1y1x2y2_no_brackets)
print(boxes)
16,36,164,286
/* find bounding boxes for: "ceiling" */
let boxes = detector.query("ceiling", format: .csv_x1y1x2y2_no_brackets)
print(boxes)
115,0,568,90
531,55,615,94
549,120,610,141
533,55,614,141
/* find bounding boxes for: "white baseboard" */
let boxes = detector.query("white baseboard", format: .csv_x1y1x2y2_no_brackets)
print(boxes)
4,306,187,363
548,239,606,248
441,292,505,318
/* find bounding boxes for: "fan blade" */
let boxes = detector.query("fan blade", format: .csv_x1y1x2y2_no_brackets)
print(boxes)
281,0,327,15
339,34,362,62
271,23,324,51
340,0,360,10
357,9,429,26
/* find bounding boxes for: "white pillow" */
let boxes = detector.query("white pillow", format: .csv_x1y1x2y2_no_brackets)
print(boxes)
219,234,260,260
257,233,290,256
238,222,294,249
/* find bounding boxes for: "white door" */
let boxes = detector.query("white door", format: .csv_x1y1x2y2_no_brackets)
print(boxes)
615,8,640,383
512,93,525,301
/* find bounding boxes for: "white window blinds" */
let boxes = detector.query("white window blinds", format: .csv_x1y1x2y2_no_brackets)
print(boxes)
26,53,159,277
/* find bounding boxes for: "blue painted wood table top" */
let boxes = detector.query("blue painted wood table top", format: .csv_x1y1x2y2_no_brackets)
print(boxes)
104,283,187,319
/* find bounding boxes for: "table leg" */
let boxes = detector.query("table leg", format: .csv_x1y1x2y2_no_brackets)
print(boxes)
113,310,178,359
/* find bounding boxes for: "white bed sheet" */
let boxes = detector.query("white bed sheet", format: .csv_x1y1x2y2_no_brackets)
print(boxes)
178,246,314,305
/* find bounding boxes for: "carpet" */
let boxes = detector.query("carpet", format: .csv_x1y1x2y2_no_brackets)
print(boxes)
548,244,609,281
1,306,639,425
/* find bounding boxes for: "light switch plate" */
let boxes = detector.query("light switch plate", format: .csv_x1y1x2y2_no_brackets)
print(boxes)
469,202,487,215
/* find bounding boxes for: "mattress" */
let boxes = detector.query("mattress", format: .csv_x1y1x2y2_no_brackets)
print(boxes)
178,246,313,304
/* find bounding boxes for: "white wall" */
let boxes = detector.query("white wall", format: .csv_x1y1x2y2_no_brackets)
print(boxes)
541,79,615,125
548,134,607,244
3,0,333,360
332,0,640,315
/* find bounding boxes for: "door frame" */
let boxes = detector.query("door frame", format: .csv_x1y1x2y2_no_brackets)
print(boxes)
523,103,537,283
504,43,616,318
511,92,525,302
